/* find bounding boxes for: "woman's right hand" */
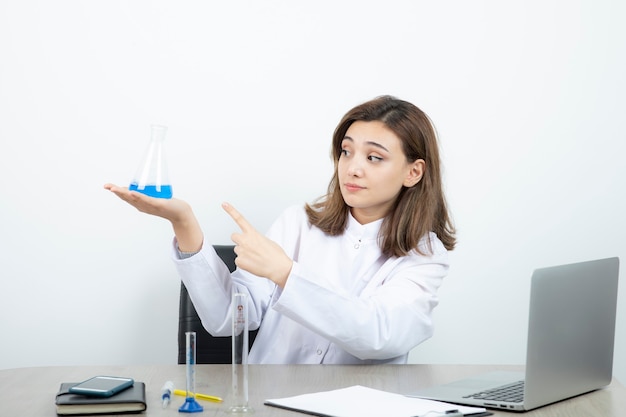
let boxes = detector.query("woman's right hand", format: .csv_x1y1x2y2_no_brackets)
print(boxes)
104,183,190,222
104,183,203,252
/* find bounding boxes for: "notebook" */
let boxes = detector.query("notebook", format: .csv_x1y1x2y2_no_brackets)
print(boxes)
411,257,620,412
55,382,147,415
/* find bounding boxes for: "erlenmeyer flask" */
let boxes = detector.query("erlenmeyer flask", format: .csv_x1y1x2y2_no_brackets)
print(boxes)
129,125,173,199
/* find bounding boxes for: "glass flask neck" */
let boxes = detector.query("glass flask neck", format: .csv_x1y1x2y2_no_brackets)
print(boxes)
150,125,168,142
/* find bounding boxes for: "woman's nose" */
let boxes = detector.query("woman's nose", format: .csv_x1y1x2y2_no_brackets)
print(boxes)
347,161,363,177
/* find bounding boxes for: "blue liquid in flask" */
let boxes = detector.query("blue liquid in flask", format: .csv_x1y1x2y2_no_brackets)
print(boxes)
129,183,173,199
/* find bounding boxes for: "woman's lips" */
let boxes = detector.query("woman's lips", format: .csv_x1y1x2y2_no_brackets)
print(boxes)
344,183,365,192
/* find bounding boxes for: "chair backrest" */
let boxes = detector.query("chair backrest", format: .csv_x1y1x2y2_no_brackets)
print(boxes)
177,245,258,364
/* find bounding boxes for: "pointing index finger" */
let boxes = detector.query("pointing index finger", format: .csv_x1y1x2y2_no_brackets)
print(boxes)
222,202,254,233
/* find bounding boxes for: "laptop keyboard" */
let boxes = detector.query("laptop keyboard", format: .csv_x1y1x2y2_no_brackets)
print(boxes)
463,380,525,403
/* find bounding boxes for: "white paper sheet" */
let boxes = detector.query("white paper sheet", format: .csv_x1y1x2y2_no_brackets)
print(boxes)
265,385,487,417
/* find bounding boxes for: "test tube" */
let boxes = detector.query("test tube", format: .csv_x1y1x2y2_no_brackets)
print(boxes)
228,293,254,414
179,331,203,413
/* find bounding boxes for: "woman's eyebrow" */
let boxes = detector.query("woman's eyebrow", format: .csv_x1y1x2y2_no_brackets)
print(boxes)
343,136,390,153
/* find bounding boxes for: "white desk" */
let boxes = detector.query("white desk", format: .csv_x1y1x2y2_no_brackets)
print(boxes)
1,364,624,416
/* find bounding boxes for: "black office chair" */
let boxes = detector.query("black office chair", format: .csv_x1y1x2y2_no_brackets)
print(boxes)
177,245,259,364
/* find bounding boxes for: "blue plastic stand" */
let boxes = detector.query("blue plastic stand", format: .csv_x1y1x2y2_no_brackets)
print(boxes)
179,397,204,413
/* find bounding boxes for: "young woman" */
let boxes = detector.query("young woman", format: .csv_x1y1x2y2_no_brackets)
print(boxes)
105,95,455,364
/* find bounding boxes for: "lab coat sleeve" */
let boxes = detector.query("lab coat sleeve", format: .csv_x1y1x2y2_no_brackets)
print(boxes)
171,239,275,336
272,236,448,361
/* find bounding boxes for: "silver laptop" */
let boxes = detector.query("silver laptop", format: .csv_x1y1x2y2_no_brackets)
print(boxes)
412,257,620,412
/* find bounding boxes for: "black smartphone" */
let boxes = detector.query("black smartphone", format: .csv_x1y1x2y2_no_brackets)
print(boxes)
69,376,134,397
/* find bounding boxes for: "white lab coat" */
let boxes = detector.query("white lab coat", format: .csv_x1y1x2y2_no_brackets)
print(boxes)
173,205,449,364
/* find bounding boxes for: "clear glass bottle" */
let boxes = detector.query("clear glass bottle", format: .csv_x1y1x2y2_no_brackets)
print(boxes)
129,125,173,198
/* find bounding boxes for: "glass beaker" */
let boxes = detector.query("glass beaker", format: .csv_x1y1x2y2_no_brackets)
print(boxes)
129,124,173,198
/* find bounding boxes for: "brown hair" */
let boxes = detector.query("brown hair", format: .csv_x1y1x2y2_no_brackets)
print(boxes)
305,95,456,257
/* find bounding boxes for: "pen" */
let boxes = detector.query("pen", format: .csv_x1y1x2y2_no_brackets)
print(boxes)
442,411,463,417
173,388,223,403
418,410,463,417
160,381,174,408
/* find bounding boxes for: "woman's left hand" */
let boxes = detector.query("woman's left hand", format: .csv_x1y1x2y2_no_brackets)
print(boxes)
222,202,293,288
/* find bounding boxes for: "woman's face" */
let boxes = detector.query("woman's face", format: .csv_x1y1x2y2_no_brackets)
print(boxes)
338,120,424,224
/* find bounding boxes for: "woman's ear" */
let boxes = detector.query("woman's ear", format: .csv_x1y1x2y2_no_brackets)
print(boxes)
404,159,425,187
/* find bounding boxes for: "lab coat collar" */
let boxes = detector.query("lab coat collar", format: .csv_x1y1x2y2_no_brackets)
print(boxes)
346,211,383,243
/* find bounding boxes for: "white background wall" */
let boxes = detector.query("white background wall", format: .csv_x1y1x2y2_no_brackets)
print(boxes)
1,0,625,384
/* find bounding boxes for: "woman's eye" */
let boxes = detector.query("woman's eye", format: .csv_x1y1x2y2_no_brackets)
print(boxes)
368,155,383,162
340,149,350,157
